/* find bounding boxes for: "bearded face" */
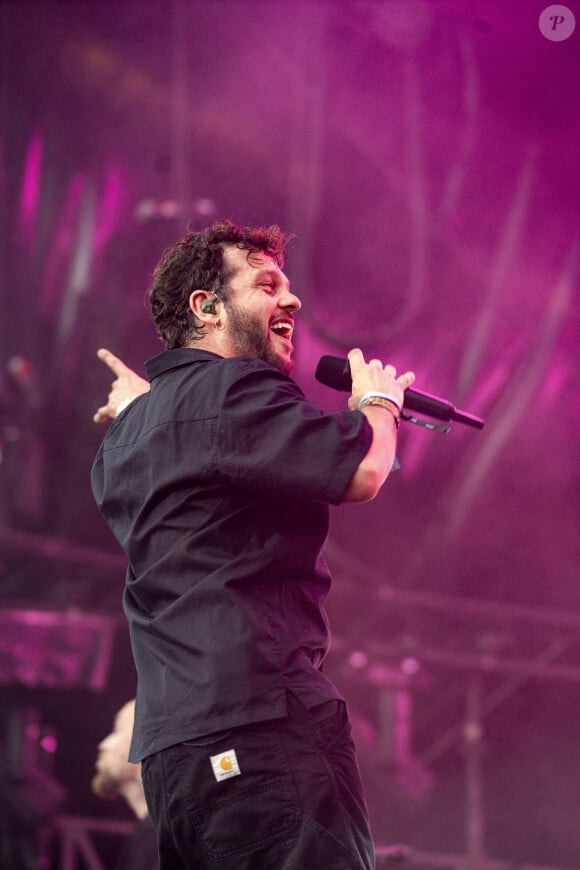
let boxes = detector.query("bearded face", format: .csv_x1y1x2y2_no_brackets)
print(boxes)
224,299,295,376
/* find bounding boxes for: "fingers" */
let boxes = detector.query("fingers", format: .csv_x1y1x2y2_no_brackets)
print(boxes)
397,370,415,390
347,349,415,407
94,349,147,424
93,406,110,424
97,348,128,376
347,349,413,386
347,348,365,377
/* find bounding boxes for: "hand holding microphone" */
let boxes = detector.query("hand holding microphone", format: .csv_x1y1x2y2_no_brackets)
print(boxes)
316,351,485,430
346,349,416,427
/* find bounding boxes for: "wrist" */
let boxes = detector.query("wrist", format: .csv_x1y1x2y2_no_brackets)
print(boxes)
115,397,135,417
358,391,402,412
359,395,401,428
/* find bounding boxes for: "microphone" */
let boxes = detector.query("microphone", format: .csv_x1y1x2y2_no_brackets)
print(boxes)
315,355,484,430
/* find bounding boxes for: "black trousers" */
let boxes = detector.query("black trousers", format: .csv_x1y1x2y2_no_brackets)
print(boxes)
141,693,375,870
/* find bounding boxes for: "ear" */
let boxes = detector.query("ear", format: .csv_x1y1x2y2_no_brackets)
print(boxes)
189,290,219,322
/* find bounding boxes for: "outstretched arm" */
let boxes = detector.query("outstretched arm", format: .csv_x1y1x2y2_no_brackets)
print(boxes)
93,348,150,423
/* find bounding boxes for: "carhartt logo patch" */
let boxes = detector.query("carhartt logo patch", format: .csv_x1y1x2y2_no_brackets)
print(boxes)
210,749,241,782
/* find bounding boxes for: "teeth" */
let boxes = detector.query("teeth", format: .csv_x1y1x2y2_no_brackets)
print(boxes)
271,321,293,336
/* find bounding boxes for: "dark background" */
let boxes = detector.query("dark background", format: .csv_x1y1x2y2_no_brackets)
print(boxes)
1,1,578,867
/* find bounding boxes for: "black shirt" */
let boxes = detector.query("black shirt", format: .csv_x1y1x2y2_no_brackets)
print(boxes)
91,349,372,762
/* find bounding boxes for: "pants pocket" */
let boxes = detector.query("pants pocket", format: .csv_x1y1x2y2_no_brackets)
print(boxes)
178,729,301,863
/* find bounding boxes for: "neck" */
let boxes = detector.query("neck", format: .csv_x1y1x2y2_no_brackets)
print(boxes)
186,323,234,359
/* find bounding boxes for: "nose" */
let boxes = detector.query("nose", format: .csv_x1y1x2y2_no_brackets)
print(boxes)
280,289,302,313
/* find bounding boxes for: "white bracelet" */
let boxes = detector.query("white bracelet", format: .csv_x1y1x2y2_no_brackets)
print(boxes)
115,397,135,417
358,391,402,413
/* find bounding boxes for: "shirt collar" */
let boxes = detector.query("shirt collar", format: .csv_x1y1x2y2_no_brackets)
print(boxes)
145,348,223,382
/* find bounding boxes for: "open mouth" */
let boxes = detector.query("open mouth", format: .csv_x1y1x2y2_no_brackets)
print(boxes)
270,318,294,343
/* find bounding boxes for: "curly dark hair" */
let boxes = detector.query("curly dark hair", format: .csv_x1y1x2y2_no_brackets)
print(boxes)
149,219,292,349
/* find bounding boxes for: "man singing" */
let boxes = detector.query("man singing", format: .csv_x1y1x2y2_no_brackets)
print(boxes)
91,219,414,869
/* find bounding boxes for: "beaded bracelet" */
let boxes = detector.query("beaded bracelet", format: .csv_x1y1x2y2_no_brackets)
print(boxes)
359,396,400,428
358,391,402,413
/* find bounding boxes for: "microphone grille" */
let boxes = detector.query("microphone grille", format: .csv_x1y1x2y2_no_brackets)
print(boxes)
315,355,351,391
